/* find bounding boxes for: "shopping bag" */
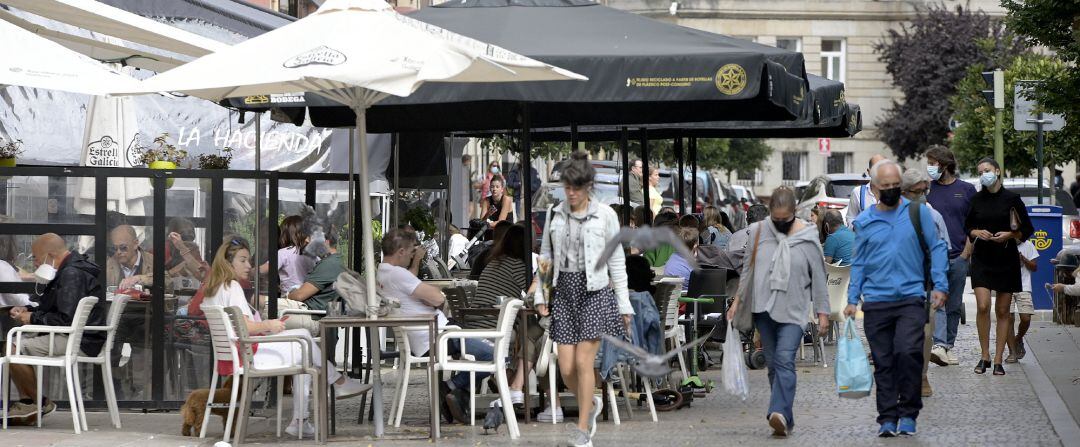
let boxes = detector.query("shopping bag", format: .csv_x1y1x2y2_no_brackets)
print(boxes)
835,317,873,399
722,322,750,400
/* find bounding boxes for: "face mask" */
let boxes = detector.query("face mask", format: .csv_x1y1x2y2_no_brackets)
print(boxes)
490,167,500,174
980,171,998,187
772,217,795,234
33,254,56,296
907,193,927,204
927,165,942,181
879,187,902,207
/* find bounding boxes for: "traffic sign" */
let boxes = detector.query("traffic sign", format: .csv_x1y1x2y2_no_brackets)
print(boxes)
1015,81,1065,132
818,138,831,157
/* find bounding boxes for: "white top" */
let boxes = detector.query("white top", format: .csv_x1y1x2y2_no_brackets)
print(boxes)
202,280,260,321
1018,241,1039,293
380,263,448,356
121,250,142,278
277,247,316,293
0,260,29,307
448,234,470,260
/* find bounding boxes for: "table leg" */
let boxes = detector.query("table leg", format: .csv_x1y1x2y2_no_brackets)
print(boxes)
521,310,530,423
429,321,439,440
318,326,329,444
373,326,385,437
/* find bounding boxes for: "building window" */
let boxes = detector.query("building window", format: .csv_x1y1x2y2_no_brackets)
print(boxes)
273,0,298,16
820,39,846,83
782,152,807,181
826,152,852,174
776,38,802,53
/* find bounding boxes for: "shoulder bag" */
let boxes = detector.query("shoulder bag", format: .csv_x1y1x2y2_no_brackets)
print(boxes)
733,224,761,332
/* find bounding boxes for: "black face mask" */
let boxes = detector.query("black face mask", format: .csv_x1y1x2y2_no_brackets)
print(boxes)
772,217,795,234
879,187,902,207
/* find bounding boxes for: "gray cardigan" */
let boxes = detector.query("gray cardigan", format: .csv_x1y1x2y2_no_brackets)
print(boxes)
737,220,830,328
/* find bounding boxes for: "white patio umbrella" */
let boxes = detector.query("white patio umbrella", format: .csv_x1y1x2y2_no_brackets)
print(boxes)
0,17,143,95
120,0,584,437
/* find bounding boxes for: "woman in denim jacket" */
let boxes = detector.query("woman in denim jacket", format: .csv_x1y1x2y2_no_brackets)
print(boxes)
535,151,633,447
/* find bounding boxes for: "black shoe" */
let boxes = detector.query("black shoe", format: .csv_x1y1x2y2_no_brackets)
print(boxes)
993,364,1006,376
445,387,470,424
974,359,990,375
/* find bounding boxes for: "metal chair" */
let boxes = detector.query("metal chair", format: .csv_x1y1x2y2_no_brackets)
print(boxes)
3,296,98,434
436,298,524,439
75,296,129,429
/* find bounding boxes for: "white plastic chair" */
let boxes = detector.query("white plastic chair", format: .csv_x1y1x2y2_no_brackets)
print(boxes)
3,296,98,434
75,296,128,429
436,298,524,439
657,278,688,381
202,305,322,443
387,326,430,428
389,324,477,427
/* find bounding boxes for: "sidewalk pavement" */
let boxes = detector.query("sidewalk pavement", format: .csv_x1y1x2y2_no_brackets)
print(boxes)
1,301,1075,446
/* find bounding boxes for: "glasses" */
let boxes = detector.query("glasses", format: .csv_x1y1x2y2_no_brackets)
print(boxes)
111,244,131,254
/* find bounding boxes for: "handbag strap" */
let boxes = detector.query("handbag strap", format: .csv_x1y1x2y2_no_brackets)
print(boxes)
748,224,763,271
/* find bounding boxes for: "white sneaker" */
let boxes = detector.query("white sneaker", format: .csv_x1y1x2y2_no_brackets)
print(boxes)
930,345,948,367
334,378,372,400
285,419,315,438
946,349,960,365
588,395,603,437
510,390,524,405
538,406,564,423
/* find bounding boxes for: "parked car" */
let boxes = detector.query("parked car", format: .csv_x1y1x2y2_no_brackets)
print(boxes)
732,184,759,205
549,159,621,181
531,179,623,241
795,173,870,222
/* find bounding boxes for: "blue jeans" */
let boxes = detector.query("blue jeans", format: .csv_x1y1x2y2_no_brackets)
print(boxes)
753,312,803,428
446,337,495,391
933,256,968,348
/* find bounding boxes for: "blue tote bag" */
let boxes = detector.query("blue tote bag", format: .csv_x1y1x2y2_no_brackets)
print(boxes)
835,317,873,399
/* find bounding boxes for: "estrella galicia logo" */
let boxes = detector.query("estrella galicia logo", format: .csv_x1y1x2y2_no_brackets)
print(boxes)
283,46,347,69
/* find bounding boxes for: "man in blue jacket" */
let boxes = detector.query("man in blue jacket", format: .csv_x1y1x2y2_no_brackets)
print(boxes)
845,160,948,438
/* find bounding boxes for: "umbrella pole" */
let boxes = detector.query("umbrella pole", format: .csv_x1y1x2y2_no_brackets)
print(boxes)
254,113,262,308
640,128,651,225
620,127,630,224
348,129,355,270
521,104,533,282
676,135,684,215
354,105,385,437
690,137,698,212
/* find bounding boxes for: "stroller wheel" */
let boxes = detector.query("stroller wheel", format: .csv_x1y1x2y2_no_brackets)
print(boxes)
746,350,767,370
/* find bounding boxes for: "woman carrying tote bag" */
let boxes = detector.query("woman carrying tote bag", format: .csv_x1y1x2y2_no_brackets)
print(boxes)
727,187,830,437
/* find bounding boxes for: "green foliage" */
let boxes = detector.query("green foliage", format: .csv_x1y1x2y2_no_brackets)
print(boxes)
197,147,233,169
949,54,1080,174
643,138,772,180
873,4,1025,160
136,133,188,166
0,137,23,159
722,139,773,181
1003,0,1080,150
403,206,437,241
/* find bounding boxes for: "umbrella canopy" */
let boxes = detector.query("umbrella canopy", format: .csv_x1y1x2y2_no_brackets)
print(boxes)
228,0,810,132
489,75,862,141
0,18,142,95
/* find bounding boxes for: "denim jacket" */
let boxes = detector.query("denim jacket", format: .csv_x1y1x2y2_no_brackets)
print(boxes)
599,291,661,379
535,199,632,315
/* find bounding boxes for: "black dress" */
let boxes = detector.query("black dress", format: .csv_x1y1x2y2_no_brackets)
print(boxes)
964,186,1034,292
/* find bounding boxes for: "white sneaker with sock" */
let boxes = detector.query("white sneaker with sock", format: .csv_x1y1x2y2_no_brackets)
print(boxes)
285,419,315,438
538,406,564,423
510,390,524,405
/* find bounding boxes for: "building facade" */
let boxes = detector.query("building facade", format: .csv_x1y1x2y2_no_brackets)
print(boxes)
611,0,1006,194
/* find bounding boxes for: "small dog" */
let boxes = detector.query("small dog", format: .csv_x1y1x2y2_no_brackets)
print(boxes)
181,377,237,437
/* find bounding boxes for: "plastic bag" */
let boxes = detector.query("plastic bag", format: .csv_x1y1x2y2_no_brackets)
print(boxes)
835,317,873,399
722,322,750,400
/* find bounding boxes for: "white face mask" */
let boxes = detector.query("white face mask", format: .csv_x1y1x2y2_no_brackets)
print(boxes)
927,165,942,181
33,254,56,285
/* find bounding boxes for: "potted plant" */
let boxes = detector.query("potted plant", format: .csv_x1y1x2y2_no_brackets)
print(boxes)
196,146,233,191
0,137,24,168
136,133,187,188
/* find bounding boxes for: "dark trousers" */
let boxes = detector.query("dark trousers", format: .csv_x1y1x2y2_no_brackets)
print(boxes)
863,298,927,424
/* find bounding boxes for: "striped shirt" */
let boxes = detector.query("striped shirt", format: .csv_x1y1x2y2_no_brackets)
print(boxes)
473,257,528,328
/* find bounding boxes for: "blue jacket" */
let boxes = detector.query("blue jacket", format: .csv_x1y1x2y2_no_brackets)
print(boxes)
848,198,948,305
599,290,662,380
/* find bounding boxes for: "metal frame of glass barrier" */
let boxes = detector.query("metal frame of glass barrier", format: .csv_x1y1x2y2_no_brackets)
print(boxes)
0,165,364,410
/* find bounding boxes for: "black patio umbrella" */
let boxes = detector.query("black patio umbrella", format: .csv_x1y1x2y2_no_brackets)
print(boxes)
230,0,811,132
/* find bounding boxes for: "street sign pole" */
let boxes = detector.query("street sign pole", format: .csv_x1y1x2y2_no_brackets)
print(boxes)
993,70,1005,170
1031,111,1047,204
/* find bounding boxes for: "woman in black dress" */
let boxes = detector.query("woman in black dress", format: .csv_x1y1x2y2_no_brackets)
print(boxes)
965,158,1033,375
